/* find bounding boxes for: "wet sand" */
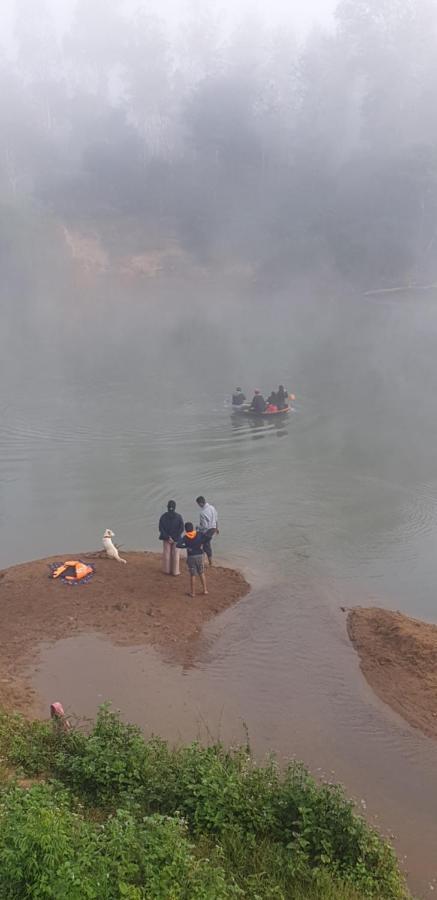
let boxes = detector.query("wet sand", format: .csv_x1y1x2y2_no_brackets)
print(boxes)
0,552,249,716
348,606,437,741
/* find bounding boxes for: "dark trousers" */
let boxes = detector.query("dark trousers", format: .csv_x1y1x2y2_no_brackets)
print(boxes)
202,528,216,560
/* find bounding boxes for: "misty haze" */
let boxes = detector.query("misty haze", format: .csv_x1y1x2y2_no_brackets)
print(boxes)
2,1,437,896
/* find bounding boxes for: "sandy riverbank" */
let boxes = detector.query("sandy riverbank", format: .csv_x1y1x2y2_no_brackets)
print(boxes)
0,552,249,716
348,606,437,740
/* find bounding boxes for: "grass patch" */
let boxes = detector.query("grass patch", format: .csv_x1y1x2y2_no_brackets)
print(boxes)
0,706,410,899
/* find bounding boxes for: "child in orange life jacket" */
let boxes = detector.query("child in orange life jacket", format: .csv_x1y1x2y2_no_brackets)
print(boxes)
177,523,208,597
266,391,278,413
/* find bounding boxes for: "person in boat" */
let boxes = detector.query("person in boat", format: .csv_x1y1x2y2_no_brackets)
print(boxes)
177,523,208,597
159,500,184,576
267,391,278,411
232,387,246,406
276,385,288,409
250,390,266,413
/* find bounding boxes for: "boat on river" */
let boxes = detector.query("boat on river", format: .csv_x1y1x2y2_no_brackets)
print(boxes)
232,405,291,418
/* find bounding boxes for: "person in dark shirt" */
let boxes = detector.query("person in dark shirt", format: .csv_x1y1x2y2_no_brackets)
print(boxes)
177,522,208,597
250,390,266,413
276,385,288,409
159,500,184,576
232,387,246,406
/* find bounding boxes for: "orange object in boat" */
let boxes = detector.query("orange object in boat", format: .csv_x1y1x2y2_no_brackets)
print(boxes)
51,560,93,582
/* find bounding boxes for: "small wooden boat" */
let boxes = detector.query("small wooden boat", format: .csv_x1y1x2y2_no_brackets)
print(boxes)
233,405,291,418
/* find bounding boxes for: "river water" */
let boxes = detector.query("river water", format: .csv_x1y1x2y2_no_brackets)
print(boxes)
2,285,437,895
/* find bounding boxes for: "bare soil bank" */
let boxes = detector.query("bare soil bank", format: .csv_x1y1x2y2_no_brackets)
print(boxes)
0,552,249,716
348,606,437,740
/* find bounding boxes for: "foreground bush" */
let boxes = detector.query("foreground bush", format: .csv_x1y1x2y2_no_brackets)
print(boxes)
0,783,236,899
0,707,409,899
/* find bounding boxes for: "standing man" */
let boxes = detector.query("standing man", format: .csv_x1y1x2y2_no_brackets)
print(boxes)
276,385,288,409
177,523,208,597
196,495,219,566
159,500,184,576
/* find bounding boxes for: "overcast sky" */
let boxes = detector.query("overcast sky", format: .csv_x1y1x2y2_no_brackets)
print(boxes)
1,0,337,46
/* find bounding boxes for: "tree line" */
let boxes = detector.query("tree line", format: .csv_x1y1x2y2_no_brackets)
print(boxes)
1,0,437,288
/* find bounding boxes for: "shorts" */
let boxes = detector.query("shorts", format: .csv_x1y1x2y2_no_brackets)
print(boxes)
187,555,205,576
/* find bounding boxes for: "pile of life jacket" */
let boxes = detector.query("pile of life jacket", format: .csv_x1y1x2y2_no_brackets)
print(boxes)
50,560,94,584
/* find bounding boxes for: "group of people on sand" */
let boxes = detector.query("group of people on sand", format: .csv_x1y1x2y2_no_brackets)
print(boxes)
158,496,219,597
232,385,290,413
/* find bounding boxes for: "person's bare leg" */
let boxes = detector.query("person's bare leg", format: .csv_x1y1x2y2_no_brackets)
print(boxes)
200,572,208,595
204,542,212,566
190,574,196,597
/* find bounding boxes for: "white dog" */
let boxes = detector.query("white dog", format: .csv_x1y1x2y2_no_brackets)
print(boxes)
102,529,127,564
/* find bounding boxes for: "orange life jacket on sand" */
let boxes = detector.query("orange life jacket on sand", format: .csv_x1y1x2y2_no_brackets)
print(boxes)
52,560,93,582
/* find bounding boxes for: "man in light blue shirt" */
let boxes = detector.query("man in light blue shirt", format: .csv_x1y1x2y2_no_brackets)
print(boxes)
196,495,219,566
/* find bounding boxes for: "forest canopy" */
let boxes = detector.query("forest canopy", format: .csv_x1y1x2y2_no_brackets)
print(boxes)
1,0,437,288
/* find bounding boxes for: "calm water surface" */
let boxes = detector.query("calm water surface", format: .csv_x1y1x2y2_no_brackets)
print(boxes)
2,290,437,895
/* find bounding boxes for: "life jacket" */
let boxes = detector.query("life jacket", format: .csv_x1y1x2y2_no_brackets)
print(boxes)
51,560,93,582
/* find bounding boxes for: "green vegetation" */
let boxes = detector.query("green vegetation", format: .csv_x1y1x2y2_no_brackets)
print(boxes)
0,706,409,899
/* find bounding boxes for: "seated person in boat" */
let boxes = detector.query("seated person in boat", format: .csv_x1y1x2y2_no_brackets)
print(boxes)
266,391,278,412
250,390,267,413
232,387,246,406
